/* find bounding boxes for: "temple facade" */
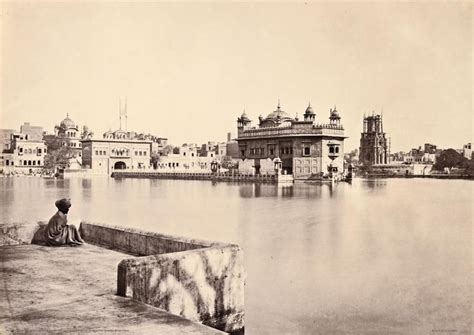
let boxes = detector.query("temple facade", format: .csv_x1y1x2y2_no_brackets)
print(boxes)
359,114,390,165
54,114,83,168
81,129,152,175
235,102,347,179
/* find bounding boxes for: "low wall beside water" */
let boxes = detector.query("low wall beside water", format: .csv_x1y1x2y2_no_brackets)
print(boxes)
1,221,245,334
80,222,245,334
112,170,292,184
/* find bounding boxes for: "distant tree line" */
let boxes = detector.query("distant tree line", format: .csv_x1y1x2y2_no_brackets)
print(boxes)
433,149,473,175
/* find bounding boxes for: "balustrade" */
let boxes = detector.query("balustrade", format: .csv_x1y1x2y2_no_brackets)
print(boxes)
239,124,345,138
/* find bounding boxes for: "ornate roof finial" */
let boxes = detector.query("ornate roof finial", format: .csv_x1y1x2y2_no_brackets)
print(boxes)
277,99,281,110
308,101,311,107
66,113,69,118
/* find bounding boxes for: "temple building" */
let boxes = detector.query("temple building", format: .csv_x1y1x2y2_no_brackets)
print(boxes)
81,130,152,175
54,114,83,168
80,103,165,175
235,101,347,179
359,114,390,165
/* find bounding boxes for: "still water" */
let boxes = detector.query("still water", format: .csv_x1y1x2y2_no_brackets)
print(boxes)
1,177,472,334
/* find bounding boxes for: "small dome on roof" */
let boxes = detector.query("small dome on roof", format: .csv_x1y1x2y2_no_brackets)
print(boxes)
265,101,291,120
330,106,341,119
304,103,315,115
103,129,114,138
60,113,76,129
238,110,251,123
304,103,314,114
114,129,126,133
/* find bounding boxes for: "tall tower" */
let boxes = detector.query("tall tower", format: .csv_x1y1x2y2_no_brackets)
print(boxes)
359,113,390,165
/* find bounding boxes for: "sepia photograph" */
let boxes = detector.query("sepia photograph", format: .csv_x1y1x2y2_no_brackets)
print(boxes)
0,1,472,334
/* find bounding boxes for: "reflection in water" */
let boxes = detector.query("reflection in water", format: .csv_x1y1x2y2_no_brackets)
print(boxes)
238,184,295,198
280,185,294,198
0,177,471,334
363,179,388,189
254,184,261,198
238,184,254,198
44,178,71,189
81,179,92,189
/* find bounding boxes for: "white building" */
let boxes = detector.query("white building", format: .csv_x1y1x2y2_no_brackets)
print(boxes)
155,145,215,172
462,143,472,160
81,129,152,175
0,125,47,175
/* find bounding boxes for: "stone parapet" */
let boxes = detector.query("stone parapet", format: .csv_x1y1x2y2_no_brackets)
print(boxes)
0,222,46,246
79,222,245,334
79,222,220,256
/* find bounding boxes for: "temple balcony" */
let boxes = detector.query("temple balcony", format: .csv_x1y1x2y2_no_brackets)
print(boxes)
237,124,345,140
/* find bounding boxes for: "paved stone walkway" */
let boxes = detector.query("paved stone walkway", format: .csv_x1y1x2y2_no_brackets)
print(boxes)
0,244,224,334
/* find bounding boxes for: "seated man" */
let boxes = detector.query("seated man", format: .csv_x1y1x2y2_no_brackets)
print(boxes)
45,198,85,246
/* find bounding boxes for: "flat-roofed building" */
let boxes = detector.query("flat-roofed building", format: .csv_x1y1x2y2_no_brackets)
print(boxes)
81,130,152,175
1,126,47,175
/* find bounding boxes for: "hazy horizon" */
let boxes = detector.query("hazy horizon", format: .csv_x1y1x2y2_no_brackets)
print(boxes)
1,2,472,152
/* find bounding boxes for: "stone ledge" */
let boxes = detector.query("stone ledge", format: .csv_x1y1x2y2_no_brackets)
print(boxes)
0,244,225,335
79,222,245,334
0,222,47,246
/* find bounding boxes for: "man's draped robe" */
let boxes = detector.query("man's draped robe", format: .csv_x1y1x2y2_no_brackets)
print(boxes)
45,212,83,245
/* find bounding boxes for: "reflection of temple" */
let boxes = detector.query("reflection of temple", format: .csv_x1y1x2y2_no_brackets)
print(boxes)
359,114,390,165
235,102,346,179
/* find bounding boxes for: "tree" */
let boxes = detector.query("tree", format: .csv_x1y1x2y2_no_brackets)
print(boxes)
220,156,238,170
433,149,474,176
43,146,75,173
433,149,466,171
162,145,174,156
150,152,160,168
43,134,63,152
81,125,94,139
43,130,74,173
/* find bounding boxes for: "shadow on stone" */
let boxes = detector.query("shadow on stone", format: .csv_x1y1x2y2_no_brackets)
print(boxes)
31,222,47,245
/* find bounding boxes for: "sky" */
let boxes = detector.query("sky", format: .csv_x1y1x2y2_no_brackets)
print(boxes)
0,1,472,152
